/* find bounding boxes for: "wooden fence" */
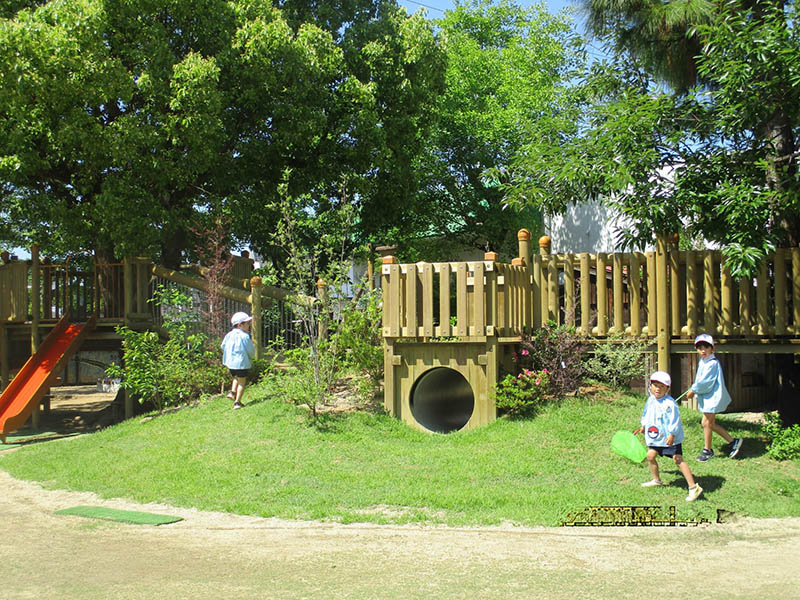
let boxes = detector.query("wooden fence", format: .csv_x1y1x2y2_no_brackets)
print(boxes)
1,249,315,391
382,230,800,371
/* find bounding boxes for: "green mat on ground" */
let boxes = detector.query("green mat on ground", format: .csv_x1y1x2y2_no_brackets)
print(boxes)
55,506,183,525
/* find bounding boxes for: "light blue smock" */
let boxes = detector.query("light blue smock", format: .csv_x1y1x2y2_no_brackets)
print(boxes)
691,354,731,414
640,393,684,447
221,327,256,370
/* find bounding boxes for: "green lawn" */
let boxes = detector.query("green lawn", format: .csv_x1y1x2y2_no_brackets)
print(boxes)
1,382,798,527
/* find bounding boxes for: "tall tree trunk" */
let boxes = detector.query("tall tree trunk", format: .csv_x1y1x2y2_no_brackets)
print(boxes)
760,108,800,245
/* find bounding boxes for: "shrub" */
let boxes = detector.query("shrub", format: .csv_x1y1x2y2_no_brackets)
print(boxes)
335,287,383,383
493,369,550,418
106,284,227,411
516,322,587,398
106,326,225,411
583,334,650,388
762,412,800,461
272,343,335,413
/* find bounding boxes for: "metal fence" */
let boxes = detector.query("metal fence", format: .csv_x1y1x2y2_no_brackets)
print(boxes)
149,276,305,350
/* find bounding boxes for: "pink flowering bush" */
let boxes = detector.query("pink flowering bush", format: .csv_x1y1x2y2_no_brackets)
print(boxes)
493,369,551,418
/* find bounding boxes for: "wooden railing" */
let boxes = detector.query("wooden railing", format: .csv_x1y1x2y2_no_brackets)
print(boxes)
381,230,800,369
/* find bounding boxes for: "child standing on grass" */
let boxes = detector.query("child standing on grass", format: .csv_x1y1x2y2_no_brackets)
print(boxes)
686,333,742,462
221,311,256,410
635,371,703,502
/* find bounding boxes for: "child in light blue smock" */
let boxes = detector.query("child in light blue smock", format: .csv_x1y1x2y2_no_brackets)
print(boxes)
635,371,702,502
686,334,742,461
221,311,256,409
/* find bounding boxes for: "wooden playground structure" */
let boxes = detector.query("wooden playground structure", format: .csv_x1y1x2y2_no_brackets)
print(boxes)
382,230,800,432
0,246,311,436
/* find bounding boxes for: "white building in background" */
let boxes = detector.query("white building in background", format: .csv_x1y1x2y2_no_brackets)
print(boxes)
544,164,678,254
543,200,629,254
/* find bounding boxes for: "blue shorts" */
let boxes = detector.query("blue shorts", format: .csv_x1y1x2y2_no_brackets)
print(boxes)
648,444,683,457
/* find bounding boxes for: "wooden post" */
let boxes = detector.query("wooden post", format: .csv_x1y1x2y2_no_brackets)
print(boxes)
564,255,575,327
580,252,591,335
646,252,657,336
721,262,733,336
456,263,468,336
630,253,642,336
539,236,551,326
685,251,697,338
547,252,558,325
595,252,608,336
775,249,787,334
123,257,134,322
612,253,623,334
793,248,800,335
669,241,681,337
438,262,451,337
703,251,716,335
316,278,328,341
31,245,40,346
250,276,263,360
366,243,375,291
655,234,670,372
381,256,398,416
30,245,41,429
757,259,769,335
517,229,531,267
421,262,434,337
0,324,8,392
484,252,499,334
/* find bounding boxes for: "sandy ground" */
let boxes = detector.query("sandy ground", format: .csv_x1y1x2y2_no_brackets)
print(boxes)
2,388,799,599
1,467,799,600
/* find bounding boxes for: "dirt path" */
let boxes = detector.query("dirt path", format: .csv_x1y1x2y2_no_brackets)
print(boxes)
1,469,798,600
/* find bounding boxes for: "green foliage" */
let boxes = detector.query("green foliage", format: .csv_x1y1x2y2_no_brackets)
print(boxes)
106,283,226,410
272,345,333,415
249,357,272,384
762,412,800,461
508,1,800,277
406,0,580,257
106,326,225,412
0,0,445,264
266,177,376,421
334,287,383,383
516,322,587,398
493,369,551,418
583,335,650,389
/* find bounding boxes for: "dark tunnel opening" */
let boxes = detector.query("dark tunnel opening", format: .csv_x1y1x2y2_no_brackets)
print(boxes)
409,367,475,433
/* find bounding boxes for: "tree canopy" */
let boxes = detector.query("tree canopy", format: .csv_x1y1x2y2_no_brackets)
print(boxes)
505,0,800,276
408,0,581,260
0,0,444,265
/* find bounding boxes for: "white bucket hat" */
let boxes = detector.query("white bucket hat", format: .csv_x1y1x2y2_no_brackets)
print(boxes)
649,371,671,387
694,333,714,347
231,311,253,326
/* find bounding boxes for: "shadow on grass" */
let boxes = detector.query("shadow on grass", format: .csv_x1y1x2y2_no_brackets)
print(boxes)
664,474,726,495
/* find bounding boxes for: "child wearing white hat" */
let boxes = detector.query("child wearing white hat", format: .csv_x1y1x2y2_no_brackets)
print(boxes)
221,312,256,409
635,370,703,501
686,334,742,461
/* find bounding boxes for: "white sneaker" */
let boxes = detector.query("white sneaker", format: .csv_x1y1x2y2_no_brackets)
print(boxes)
686,484,703,502
641,480,664,487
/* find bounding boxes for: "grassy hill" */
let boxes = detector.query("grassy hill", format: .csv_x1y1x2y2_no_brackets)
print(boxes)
1,381,797,527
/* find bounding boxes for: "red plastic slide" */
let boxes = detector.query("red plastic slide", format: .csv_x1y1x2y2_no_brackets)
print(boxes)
0,313,97,442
